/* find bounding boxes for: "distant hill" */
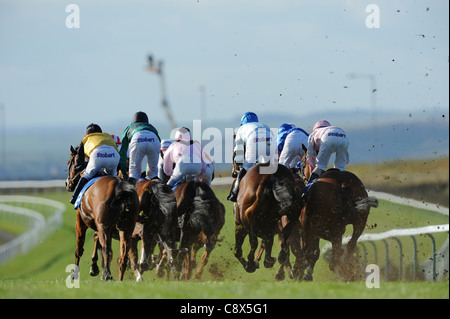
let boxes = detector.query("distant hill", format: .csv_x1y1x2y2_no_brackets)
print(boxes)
0,109,447,180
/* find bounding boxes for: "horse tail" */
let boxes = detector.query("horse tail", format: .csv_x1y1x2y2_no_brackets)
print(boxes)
271,167,302,240
188,182,224,237
177,181,197,217
149,180,178,239
111,179,139,229
354,196,379,212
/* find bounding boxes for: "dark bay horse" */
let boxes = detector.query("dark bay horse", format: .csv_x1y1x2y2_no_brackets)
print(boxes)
174,181,225,281
66,146,139,281
234,163,303,273
297,169,378,281
128,179,178,281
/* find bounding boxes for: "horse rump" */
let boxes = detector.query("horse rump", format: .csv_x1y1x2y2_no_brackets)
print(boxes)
189,182,225,237
111,178,139,229
148,180,178,240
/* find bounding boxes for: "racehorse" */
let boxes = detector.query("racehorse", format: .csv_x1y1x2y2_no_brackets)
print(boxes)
297,169,378,281
65,146,139,281
128,179,178,281
174,181,225,281
233,163,303,273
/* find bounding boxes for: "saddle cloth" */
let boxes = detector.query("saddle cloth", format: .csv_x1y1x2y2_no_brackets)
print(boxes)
301,178,317,197
74,177,101,209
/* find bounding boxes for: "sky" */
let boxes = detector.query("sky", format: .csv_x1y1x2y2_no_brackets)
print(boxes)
0,0,448,133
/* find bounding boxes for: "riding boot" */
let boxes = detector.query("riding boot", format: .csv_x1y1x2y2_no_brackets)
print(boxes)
307,172,320,184
70,177,89,204
227,168,247,202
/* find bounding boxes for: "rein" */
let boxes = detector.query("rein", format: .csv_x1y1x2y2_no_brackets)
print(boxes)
67,154,87,185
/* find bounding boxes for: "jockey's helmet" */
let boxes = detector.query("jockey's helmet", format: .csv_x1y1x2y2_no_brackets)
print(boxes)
160,139,172,153
174,127,191,142
132,111,149,123
240,112,258,125
85,123,102,135
313,120,331,131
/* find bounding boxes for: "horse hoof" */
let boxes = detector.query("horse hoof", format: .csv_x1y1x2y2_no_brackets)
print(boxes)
303,274,313,281
139,262,150,272
193,273,202,280
245,260,259,273
275,272,285,281
278,251,289,265
101,275,114,281
264,257,276,268
90,265,100,277
289,269,298,280
156,267,165,278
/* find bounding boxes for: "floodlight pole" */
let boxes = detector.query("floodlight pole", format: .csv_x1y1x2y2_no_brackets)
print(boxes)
147,55,177,130
346,73,378,168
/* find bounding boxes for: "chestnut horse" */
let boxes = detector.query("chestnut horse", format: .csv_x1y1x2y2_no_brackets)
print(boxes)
233,163,303,273
174,181,225,280
66,146,139,281
128,179,178,281
297,169,378,281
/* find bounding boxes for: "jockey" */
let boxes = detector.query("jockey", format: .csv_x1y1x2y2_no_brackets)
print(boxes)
277,123,309,172
306,120,349,183
158,139,173,183
227,111,275,202
163,127,207,188
70,123,119,204
119,111,161,184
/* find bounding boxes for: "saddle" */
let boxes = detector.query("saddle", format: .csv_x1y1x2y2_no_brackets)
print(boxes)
171,175,199,191
74,177,102,209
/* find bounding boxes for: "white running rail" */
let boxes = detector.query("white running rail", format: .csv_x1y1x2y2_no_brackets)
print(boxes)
0,195,66,265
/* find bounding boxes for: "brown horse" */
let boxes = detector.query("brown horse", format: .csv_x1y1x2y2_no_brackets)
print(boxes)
254,172,306,280
128,179,178,281
297,169,378,281
66,146,139,281
174,181,225,281
234,163,303,273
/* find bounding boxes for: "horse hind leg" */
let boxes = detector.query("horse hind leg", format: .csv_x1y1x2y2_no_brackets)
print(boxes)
303,237,320,281
255,240,265,262
90,232,100,277
342,221,366,280
117,230,132,281
128,236,143,282
262,236,276,269
73,211,87,280
97,225,113,281
234,224,249,270
193,235,218,280
245,232,259,273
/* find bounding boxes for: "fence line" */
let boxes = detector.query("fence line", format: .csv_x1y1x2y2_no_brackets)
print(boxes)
0,195,66,265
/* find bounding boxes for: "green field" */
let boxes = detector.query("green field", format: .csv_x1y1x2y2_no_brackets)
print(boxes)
0,185,448,299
